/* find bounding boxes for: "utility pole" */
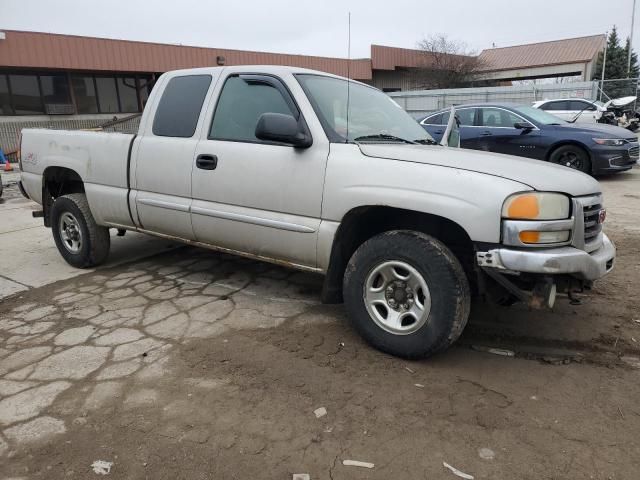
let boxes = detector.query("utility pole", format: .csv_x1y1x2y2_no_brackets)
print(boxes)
600,31,608,101
628,0,637,76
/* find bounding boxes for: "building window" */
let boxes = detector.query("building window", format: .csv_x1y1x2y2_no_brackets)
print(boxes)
95,76,119,113
8,74,44,115
40,74,72,113
137,75,153,109
71,76,99,114
0,75,11,115
117,77,139,113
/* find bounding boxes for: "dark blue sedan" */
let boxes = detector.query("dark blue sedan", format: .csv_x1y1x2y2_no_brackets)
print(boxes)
419,103,639,175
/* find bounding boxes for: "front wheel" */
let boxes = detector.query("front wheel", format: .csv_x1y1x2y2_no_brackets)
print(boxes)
51,193,110,268
343,230,471,359
549,145,591,174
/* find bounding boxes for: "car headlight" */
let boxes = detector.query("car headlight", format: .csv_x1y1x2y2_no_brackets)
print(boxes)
593,138,625,146
502,192,570,220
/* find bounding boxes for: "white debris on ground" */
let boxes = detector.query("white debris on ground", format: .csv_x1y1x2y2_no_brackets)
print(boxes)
478,447,495,460
443,461,474,479
292,474,310,480
342,459,374,468
90,460,113,475
313,407,327,418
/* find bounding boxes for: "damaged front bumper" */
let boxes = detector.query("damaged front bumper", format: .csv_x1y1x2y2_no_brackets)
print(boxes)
477,233,616,281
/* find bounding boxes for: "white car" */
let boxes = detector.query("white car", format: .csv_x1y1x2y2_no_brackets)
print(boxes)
532,98,606,124
532,97,637,125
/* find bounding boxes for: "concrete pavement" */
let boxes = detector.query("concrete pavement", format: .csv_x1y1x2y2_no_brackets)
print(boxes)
0,177,179,300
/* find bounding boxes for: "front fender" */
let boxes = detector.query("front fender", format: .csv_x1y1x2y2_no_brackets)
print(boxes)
322,144,531,244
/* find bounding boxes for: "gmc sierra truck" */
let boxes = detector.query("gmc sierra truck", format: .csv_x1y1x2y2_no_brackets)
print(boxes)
19,66,616,358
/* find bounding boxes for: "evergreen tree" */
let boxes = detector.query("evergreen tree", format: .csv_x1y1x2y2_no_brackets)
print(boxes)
623,37,640,78
592,26,639,80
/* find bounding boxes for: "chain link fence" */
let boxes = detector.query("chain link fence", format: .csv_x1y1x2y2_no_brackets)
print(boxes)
389,79,640,119
596,78,640,109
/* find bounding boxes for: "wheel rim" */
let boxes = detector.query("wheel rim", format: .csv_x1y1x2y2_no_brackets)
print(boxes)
555,150,584,170
363,260,432,335
59,212,83,254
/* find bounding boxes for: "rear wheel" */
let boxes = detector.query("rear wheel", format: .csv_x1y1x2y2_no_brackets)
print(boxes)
343,230,471,359
549,145,591,174
51,193,110,268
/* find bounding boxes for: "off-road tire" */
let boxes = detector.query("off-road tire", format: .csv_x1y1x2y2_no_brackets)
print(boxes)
549,145,591,174
343,230,471,359
51,193,110,268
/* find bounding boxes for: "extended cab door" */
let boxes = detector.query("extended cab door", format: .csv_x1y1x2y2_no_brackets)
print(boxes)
190,71,329,268
132,73,218,239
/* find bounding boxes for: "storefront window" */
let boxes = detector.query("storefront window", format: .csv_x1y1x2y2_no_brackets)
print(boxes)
117,77,139,112
0,75,11,115
95,76,119,113
71,76,99,114
137,76,153,109
40,74,71,105
8,74,44,114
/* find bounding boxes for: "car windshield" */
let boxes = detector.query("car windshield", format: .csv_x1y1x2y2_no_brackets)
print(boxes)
296,74,436,144
514,105,566,125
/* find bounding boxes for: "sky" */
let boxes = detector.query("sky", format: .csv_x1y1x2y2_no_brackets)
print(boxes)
0,0,637,59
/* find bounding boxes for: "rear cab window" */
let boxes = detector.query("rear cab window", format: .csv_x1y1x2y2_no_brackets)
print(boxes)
152,75,212,137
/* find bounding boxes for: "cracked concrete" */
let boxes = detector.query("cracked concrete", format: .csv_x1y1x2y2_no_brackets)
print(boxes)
0,246,323,468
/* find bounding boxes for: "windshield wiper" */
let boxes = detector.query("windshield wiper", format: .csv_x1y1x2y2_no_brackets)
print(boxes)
414,138,440,145
353,134,417,144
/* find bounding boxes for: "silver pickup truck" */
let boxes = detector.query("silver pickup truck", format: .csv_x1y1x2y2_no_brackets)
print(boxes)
19,66,616,358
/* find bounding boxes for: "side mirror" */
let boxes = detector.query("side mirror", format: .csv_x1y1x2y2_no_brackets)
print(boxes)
514,121,534,131
255,113,312,148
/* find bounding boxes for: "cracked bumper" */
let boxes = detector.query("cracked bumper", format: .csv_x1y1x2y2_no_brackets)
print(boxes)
477,233,616,281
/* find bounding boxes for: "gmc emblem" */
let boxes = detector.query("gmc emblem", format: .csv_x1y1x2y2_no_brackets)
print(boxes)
598,209,607,224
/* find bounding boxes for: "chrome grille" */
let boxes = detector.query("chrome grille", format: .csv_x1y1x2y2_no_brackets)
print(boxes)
629,146,639,159
574,195,603,253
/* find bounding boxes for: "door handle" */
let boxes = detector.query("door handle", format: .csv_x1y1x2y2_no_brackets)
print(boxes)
480,131,493,136
434,130,444,134
196,154,218,170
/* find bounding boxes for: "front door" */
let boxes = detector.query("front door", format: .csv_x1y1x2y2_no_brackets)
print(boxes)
191,73,329,268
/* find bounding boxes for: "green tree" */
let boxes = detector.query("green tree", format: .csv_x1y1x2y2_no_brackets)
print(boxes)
592,26,639,99
623,37,640,78
592,26,639,80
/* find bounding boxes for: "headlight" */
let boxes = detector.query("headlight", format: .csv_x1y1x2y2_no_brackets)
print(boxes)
502,192,570,220
593,138,625,146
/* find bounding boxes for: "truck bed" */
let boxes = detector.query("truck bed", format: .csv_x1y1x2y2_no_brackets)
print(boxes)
20,128,136,227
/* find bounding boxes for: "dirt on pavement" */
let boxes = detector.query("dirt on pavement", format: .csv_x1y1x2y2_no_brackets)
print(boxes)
0,168,639,480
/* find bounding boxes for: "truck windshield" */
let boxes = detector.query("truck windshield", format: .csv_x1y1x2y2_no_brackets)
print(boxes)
296,74,436,144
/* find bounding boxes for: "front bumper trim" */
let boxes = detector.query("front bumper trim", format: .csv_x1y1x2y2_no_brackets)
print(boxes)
477,233,615,281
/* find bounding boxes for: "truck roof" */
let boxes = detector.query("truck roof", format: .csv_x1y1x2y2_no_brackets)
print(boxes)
164,65,346,78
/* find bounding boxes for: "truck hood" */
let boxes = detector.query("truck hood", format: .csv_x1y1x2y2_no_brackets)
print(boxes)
358,144,601,197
